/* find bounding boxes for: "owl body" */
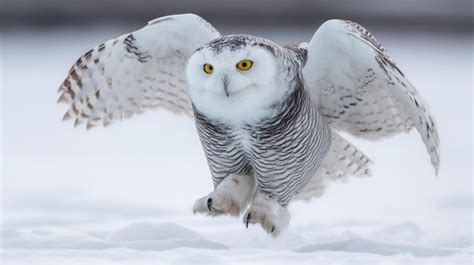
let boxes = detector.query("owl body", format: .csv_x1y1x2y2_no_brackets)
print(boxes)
193,73,331,206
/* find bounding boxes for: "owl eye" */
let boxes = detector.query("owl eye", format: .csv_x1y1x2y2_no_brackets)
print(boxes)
236,59,253,71
203,63,214,74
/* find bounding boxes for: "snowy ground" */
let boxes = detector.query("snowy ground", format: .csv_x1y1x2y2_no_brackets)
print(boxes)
1,24,472,264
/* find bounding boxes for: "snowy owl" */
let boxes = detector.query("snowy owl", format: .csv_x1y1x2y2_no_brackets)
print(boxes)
57,14,439,236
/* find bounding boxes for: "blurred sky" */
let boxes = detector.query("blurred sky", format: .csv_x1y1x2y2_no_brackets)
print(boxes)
1,0,473,32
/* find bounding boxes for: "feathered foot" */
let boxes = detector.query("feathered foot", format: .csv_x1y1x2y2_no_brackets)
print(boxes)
193,174,256,216
243,191,290,236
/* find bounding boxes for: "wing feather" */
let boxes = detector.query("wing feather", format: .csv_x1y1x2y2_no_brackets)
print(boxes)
296,132,373,200
302,19,439,173
58,13,221,129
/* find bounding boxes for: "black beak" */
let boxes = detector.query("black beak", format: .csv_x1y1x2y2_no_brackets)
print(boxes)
222,74,230,97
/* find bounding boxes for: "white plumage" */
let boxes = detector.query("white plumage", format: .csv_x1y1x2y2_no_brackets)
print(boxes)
303,20,439,172
57,13,439,236
58,14,219,127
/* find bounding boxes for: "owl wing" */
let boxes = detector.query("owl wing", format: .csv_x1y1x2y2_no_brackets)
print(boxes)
302,19,439,173
57,14,220,129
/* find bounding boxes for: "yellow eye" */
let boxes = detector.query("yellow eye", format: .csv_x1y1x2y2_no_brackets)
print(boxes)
236,59,253,71
203,63,214,74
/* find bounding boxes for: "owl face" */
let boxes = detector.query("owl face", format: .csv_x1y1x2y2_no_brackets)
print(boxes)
186,37,291,124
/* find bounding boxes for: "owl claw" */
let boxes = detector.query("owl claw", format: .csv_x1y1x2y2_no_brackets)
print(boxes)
193,175,256,217
207,198,213,212
245,212,251,228
242,191,289,236
193,192,242,216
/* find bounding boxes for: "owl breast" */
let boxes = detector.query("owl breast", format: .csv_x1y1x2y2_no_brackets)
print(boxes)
193,81,331,206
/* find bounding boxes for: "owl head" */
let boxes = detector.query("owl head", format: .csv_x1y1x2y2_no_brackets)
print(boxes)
186,35,296,124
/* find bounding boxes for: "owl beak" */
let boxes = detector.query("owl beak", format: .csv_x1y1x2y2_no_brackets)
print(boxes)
222,74,230,97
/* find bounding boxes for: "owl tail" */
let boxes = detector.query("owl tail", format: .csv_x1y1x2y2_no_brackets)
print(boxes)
295,131,373,200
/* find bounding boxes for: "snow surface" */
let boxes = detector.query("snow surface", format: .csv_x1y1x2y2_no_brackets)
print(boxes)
1,25,472,264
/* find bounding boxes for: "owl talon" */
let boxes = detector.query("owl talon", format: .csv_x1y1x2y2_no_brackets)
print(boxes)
193,174,256,217
243,191,289,236
245,212,251,228
207,198,213,212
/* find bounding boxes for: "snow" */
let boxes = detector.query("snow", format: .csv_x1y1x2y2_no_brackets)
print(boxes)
1,25,472,264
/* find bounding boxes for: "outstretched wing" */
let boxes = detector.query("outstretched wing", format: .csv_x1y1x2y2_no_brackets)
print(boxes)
57,13,220,129
302,19,439,173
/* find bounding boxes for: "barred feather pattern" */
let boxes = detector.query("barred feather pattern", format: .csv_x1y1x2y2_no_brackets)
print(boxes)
57,14,221,129
57,34,193,129
316,68,414,138
296,132,373,200
194,80,331,207
303,19,440,172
